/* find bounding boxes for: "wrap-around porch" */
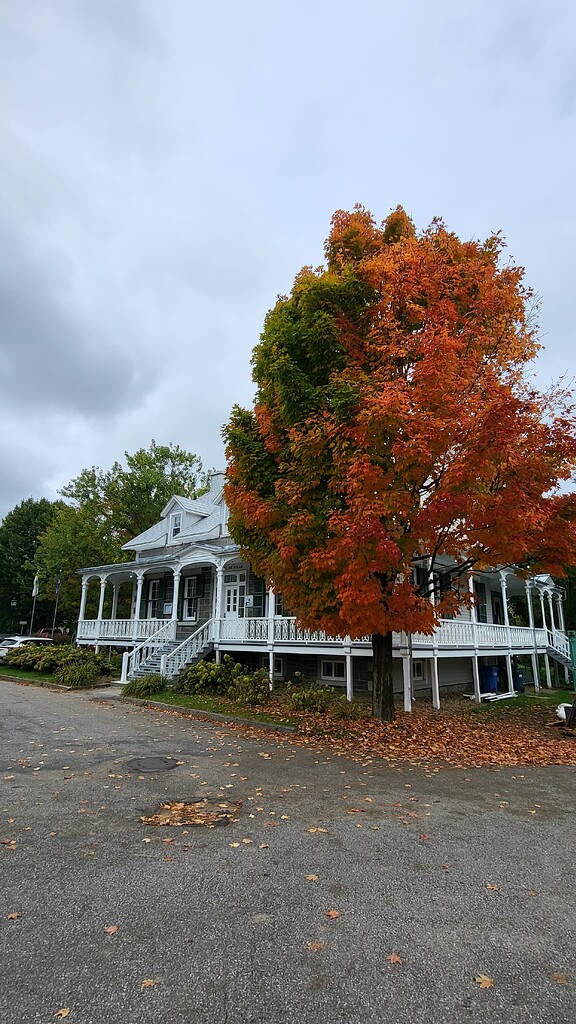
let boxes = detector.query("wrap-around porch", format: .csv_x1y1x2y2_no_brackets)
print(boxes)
76,559,571,706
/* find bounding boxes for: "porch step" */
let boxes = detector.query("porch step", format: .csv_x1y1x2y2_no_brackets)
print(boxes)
128,637,213,680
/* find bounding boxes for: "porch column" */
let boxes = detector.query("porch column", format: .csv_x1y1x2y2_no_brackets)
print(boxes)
97,577,106,621
539,589,548,631
431,654,440,711
345,639,353,702
214,566,224,644
499,571,510,628
79,579,89,622
546,590,556,631
267,586,275,691
531,653,541,692
525,581,535,629
469,576,481,703
132,572,144,640
172,569,181,621
111,582,119,620
544,652,552,688
525,581,540,691
402,652,411,713
556,593,566,632
267,587,275,643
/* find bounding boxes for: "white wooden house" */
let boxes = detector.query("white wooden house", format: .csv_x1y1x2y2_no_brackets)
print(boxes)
76,472,571,709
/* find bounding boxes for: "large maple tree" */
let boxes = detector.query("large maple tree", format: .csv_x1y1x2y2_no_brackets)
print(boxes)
224,206,576,721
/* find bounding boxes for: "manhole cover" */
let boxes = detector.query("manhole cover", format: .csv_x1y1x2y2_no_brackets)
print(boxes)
125,756,179,773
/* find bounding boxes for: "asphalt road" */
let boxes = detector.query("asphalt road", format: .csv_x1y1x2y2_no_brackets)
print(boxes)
1,680,575,1024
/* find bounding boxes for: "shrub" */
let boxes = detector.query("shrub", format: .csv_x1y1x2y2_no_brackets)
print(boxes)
286,679,337,713
228,668,270,706
57,659,101,689
329,694,364,720
54,648,113,688
123,674,168,698
173,655,244,695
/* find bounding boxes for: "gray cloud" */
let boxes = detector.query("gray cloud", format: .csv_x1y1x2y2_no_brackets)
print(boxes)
1,0,575,521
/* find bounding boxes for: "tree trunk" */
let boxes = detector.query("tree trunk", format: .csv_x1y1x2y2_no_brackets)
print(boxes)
372,631,395,722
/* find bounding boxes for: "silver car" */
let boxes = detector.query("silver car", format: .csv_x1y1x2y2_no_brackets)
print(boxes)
0,635,55,660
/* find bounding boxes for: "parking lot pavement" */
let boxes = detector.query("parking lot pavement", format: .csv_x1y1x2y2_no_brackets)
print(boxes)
2,679,576,1024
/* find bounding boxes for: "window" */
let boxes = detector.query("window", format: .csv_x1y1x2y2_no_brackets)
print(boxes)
183,576,198,621
320,659,346,681
273,655,285,679
474,580,487,623
171,512,182,539
412,660,424,681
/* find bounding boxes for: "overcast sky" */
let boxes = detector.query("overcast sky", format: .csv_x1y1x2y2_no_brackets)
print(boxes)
1,0,575,520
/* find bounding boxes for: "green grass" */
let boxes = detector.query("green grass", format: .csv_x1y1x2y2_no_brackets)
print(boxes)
0,665,57,684
132,690,298,727
471,686,574,716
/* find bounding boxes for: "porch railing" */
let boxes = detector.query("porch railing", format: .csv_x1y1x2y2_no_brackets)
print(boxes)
81,614,571,662
161,619,214,679
122,619,177,681
77,618,165,641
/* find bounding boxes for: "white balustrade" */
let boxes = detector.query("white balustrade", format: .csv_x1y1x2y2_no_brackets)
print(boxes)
162,620,214,678
78,612,570,668
125,620,177,680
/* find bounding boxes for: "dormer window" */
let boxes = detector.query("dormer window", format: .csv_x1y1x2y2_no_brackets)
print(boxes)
171,512,182,540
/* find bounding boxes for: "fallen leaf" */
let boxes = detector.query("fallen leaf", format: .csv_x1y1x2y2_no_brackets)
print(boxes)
162,838,174,845
441,863,451,870
387,953,403,965
549,973,567,984
325,909,341,920
307,942,325,951
258,843,269,849
140,979,157,989
347,807,365,814
103,925,118,935
419,834,431,841
54,1010,70,1019
474,974,494,989
241,838,253,845
305,874,319,881
7,911,21,920
307,827,328,834
229,842,240,848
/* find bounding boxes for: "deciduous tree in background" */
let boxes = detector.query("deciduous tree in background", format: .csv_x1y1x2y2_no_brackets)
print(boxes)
34,441,207,625
224,206,576,721
0,497,59,631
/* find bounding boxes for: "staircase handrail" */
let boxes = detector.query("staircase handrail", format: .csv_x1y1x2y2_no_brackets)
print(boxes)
161,619,214,679
123,619,177,681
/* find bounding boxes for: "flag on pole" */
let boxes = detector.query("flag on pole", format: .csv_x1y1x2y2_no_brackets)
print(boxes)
32,574,39,598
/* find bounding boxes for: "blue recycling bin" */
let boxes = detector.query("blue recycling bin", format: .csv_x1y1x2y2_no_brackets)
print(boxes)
480,666,499,693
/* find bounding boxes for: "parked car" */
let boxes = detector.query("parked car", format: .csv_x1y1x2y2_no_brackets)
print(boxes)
0,636,55,660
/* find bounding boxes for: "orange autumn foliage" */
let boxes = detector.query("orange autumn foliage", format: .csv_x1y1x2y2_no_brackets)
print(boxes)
224,205,576,719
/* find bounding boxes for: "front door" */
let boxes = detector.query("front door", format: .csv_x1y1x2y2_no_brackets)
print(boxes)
223,573,245,618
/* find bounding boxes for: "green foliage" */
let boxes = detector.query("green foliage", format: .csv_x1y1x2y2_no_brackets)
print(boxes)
123,674,168,697
34,440,206,622
227,668,270,706
54,648,113,688
3,643,111,679
172,655,244,695
286,679,338,713
0,497,60,631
